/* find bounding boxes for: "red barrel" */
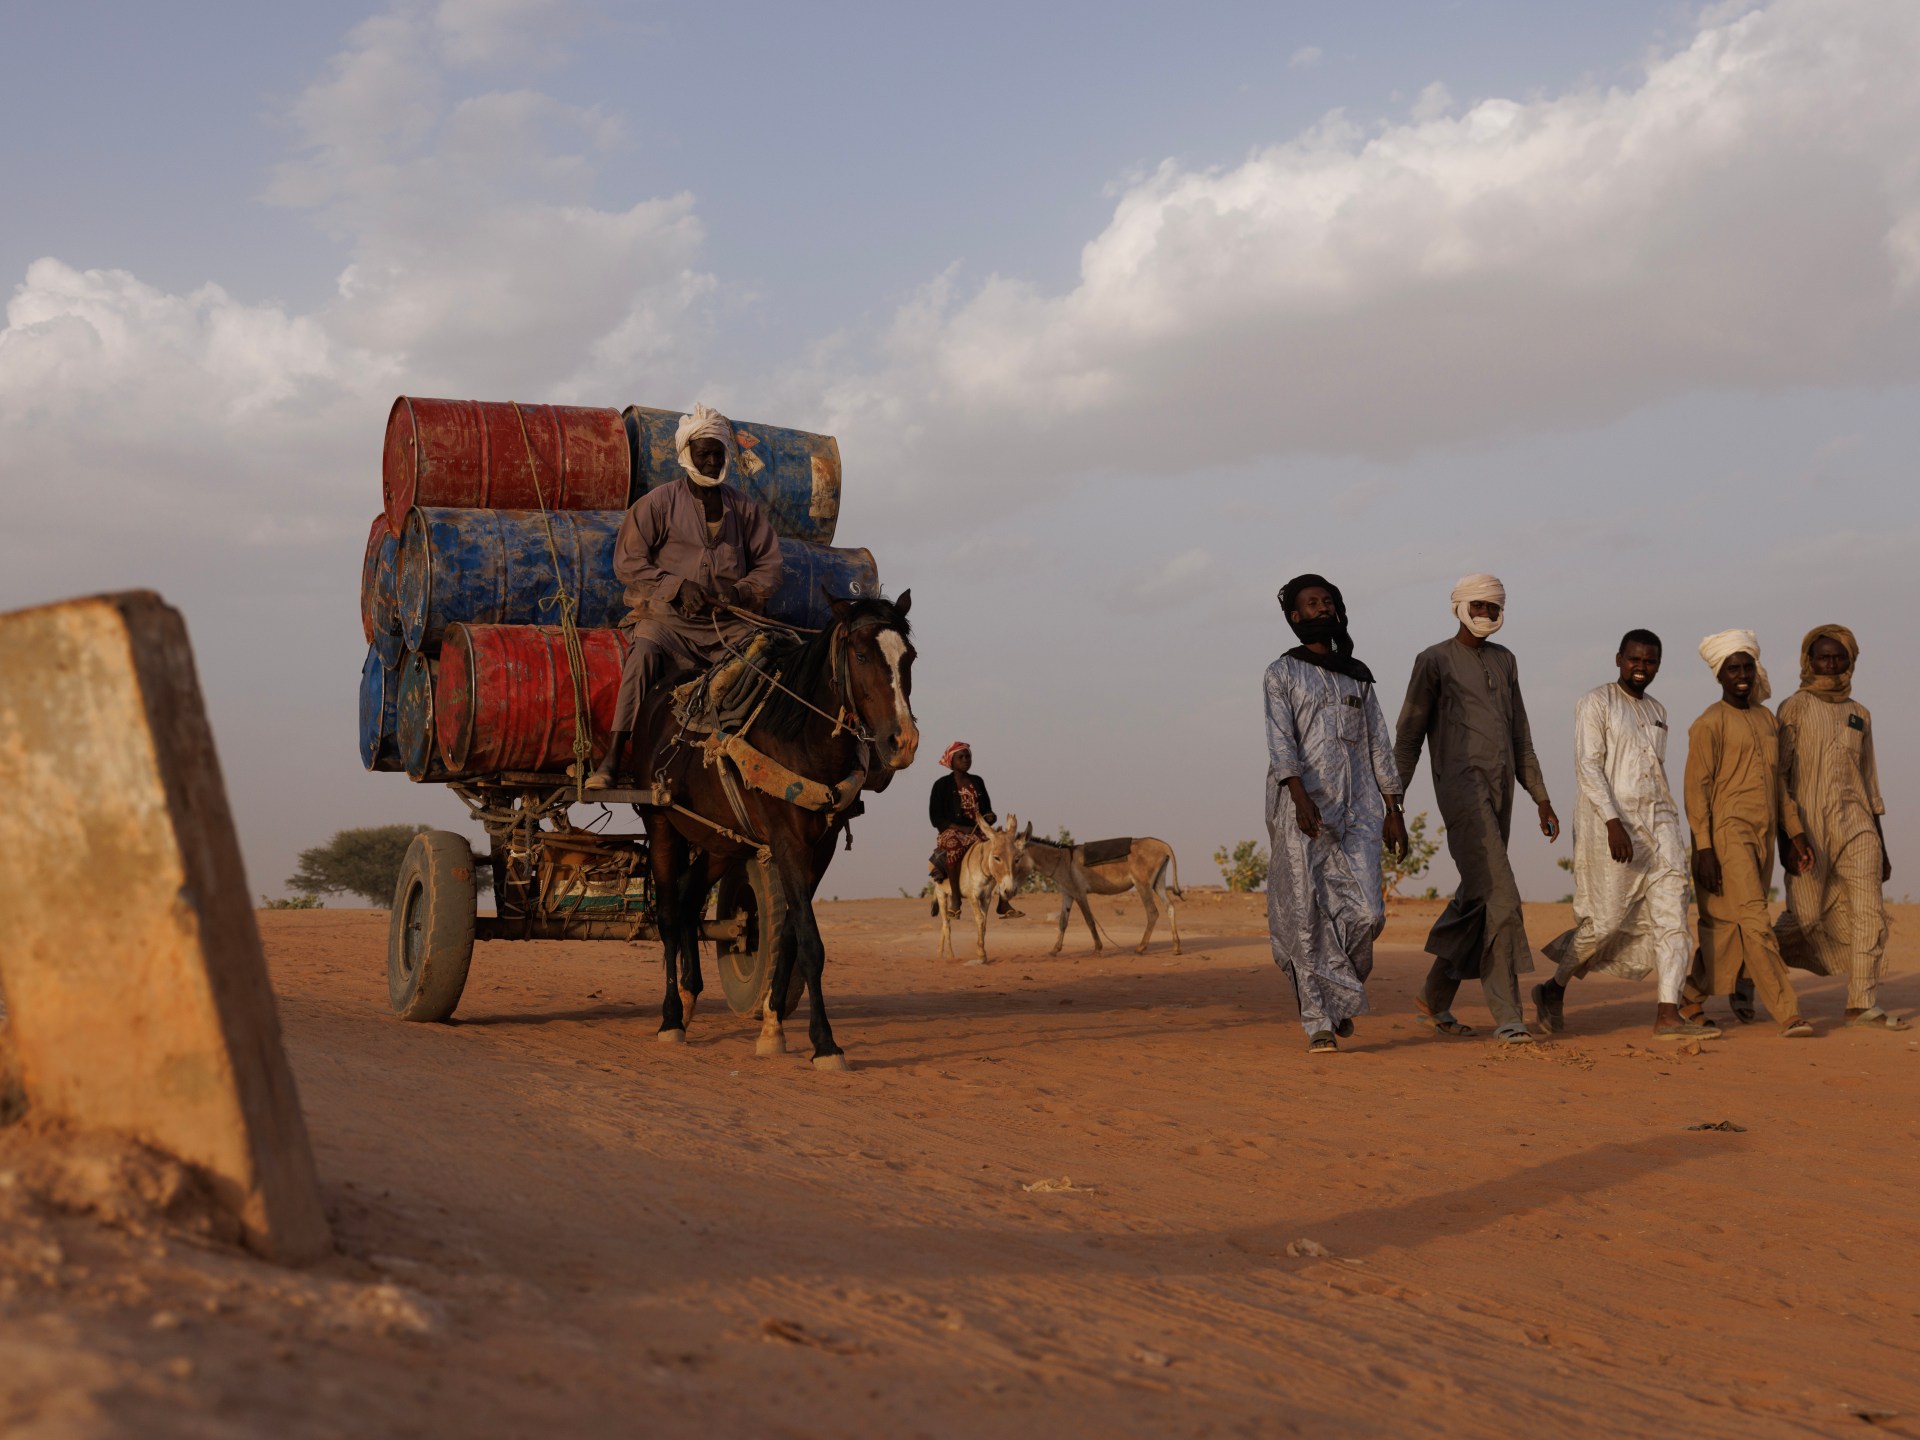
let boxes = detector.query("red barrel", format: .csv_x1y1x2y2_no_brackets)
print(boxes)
434,623,630,775
383,397,630,537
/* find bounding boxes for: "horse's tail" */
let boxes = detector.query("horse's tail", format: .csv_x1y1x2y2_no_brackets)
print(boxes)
1167,847,1183,899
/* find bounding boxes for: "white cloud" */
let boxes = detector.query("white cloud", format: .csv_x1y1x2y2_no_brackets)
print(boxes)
813,0,1920,502
1288,45,1323,71
0,1,713,574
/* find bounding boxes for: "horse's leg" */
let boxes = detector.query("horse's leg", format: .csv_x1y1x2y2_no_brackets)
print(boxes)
1077,887,1104,952
970,884,990,966
675,850,724,1023
649,826,689,1042
757,922,797,1057
936,888,954,961
1050,891,1068,956
794,891,846,1070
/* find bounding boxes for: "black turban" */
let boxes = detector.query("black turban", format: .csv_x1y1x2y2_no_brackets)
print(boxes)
1277,572,1373,683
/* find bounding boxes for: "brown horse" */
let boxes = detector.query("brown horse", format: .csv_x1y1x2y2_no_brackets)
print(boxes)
635,593,918,1069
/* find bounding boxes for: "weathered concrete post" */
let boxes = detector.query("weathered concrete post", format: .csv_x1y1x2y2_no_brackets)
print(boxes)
0,591,331,1264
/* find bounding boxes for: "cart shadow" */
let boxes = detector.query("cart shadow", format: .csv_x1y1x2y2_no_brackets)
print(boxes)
456,1002,654,1028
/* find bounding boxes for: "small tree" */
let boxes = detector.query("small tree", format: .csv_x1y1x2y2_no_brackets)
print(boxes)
1213,840,1268,893
1381,811,1442,906
286,825,489,906
1021,827,1075,893
1556,854,1575,903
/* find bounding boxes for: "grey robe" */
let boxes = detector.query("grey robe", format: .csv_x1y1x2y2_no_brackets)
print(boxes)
1394,638,1551,982
1264,655,1400,1029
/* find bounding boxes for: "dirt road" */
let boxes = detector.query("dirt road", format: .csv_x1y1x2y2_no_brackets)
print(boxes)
2,893,1916,1438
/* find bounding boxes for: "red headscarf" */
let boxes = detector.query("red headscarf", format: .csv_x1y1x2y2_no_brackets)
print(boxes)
939,741,971,768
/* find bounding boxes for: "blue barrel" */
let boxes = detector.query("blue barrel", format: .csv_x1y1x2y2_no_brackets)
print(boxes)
358,647,403,772
396,651,450,781
400,506,879,647
400,507,624,652
360,519,406,667
623,405,841,547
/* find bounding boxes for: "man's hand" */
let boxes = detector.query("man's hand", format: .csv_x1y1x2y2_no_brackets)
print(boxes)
1383,808,1408,859
677,581,712,617
711,578,742,609
1693,847,1723,897
1287,778,1322,839
1785,833,1814,876
1538,802,1560,842
1605,818,1634,864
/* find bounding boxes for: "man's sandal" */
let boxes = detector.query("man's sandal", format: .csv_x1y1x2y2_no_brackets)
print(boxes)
1494,1024,1536,1046
1846,1007,1912,1031
1531,983,1565,1033
1781,1018,1815,1038
1308,1032,1338,1055
1414,1001,1476,1037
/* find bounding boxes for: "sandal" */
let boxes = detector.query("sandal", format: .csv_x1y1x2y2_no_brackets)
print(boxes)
1495,1025,1536,1046
1415,1003,1476,1036
1653,1020,1722,1040
1780,1018,1815,1038
1531,982,1565,1033
1308,1031,1338,1055
1334,1018,1355,1039
1846,1007,1911,1031
1730,977,1757,1024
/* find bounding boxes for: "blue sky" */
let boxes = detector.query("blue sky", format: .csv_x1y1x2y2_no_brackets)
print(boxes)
2,0,1916,908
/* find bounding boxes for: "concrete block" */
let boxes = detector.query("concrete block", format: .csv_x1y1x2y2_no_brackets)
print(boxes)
0,591,331,1263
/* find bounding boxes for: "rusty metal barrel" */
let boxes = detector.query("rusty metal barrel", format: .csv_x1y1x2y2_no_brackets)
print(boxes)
395,651,450,781
623,405,841,546
358,648,403,772
400,506,880,650
383,397,629,537
433,624,630,776
360,517,405,668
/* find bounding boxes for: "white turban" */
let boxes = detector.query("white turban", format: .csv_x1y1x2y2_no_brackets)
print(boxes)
674,403,736,488
1450,573,1506,638
1699,629,1771,702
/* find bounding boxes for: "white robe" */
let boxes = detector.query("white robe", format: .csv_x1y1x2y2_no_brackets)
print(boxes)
1543,683,1691,1003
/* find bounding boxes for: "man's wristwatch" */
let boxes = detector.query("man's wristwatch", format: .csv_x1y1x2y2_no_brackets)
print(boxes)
1384,798,1405,814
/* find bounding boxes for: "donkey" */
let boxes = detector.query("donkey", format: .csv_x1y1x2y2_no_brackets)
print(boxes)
1023,836,1184,956
637,593,919,1070
934,815,1032,965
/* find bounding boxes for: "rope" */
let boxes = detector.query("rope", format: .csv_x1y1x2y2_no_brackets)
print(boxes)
512,402,595,803
704,609,876,744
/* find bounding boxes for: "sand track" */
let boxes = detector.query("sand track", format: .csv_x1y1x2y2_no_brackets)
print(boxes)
1,894,1915,1437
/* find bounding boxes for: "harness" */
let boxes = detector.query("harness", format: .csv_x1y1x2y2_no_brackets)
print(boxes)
651,611,887,855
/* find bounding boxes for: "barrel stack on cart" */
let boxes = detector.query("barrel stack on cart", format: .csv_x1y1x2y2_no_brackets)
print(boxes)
356,397,881,1023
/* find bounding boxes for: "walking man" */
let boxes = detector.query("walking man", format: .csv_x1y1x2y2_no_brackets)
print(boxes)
1774,625,1906,1029
587,404,783,789
1265,575,1409,1055
1679,631,1816,1037
1534,631,1710,1038
1394,575,1559,1045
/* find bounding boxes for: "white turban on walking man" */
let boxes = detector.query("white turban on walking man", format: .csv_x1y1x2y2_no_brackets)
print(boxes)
1451,574,1506,638
675,403,736,488
1699,628,1771,702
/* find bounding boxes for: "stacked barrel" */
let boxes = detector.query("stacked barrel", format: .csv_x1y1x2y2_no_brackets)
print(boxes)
358,398,880,782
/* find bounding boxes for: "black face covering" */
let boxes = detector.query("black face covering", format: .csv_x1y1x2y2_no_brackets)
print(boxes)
1278,573,1374,683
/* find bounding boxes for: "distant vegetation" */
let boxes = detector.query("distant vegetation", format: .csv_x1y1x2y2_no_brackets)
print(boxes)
1213,840,1268,893
1382,812,1442,905
285,825,491,907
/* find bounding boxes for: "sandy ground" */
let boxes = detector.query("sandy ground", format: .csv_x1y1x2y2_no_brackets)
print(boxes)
1,891,1917,1438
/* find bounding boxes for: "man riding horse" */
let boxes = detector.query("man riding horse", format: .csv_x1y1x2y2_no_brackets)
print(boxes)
587,403,784,790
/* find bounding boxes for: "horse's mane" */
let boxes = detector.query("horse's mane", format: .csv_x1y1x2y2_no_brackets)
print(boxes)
758,598,911,744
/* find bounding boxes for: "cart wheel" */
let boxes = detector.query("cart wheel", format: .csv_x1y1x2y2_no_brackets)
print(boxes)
713,859,795,1017
388,830,477,1022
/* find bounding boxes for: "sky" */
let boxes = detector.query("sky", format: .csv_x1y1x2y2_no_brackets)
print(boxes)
2,0,1918,914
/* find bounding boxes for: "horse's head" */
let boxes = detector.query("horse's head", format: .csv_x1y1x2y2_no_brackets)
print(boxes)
832,589,919,771
973,813,1033,901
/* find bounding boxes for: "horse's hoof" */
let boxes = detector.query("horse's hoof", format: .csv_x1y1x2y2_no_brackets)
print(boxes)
656,1028,686,1045
965,959,988,967
812,1053,851,1072
679,988,699,1020
755,1035,788,1057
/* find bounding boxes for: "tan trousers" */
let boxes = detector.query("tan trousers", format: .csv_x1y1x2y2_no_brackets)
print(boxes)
1681,838,1800,1025
1778,833,1888,1010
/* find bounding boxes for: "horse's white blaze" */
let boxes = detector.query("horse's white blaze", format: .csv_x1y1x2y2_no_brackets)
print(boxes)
876,630,916,744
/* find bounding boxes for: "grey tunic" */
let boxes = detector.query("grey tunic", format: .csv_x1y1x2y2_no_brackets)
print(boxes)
1393,638,1552,981
1264,655,1400,1030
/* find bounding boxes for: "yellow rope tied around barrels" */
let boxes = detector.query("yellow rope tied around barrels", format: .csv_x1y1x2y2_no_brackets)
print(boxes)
512,403,595,803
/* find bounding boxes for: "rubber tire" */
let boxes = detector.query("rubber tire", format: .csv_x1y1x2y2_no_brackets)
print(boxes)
713,859,796,1017
388,830,478,1022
